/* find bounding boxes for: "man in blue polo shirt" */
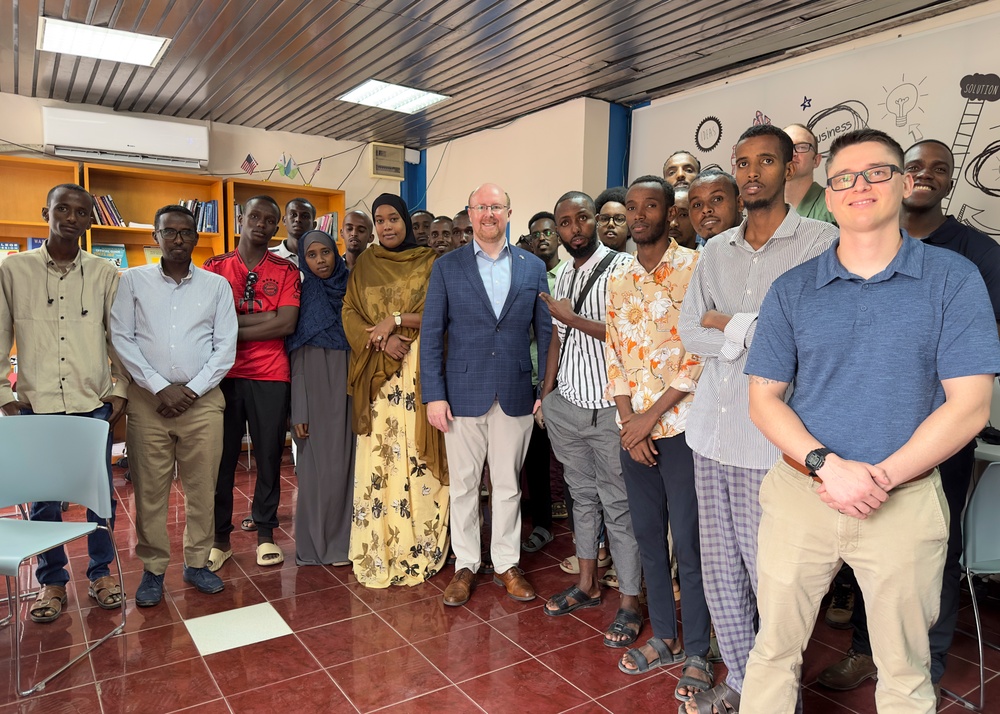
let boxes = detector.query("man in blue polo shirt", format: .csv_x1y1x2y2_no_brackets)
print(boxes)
740,128,1000,714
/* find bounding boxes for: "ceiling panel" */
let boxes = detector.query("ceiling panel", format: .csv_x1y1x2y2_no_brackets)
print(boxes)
0,0,980,149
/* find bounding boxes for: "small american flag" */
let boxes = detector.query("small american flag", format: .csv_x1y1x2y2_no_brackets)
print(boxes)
240,153,258,174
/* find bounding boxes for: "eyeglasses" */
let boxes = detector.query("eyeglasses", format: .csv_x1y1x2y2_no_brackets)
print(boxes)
792,142,816,154
240,271,261,312
468,204,508,214
156,228,198,243
826,164,903,192
530,229,556,240
596,214,627,226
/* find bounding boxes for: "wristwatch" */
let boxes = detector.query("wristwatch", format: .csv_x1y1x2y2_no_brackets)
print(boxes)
392,311,402,327
804,448,833,475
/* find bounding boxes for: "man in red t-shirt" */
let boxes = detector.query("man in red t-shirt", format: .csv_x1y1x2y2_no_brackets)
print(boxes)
203,195,300,568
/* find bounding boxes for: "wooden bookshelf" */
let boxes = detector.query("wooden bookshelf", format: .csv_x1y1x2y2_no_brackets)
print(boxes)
223,178,346,254
82,163,224,267
0,155,80,247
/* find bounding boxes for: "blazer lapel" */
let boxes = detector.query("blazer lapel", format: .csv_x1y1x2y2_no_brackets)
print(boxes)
460,244,495,316
497,249,527,323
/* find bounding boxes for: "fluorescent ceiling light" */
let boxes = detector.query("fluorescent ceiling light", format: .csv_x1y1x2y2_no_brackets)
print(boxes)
37,17,170,67
338,79,448,114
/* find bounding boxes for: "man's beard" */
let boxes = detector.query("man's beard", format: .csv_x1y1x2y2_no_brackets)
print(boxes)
563,231,599,259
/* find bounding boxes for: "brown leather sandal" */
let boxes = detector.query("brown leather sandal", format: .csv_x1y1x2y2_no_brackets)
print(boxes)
30,584,67,623
88,575,124,609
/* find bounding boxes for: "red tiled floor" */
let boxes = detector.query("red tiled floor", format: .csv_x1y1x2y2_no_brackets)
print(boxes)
4,453,1000,712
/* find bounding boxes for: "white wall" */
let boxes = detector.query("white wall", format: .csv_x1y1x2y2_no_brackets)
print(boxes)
424,97,611,235
0,92,399,210
630,1,1000,234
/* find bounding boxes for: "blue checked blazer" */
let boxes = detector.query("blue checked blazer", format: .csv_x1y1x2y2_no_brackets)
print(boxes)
420,242,551,418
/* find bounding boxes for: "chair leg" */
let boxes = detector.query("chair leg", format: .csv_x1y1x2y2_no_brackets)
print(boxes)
941,568,985,712
14,527,127,697
0,576,13,628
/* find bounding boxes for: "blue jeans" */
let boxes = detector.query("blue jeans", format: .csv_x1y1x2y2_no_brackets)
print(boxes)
25,403,117,585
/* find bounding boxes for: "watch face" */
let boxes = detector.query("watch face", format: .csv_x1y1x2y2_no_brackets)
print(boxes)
805,450,825,471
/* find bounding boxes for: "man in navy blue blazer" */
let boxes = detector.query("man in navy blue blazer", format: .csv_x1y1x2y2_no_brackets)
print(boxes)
422,183,552,606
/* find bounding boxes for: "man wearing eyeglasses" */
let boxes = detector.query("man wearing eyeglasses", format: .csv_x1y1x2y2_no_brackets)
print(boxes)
422,183,552,607
740,128,1000,713
595,187,630,253
203,195,300,571
111,205,237,606
678,125,837,713
783,124,836,224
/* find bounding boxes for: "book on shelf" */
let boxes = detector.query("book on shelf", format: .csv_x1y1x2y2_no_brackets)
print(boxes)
316,212,339,235
92,195,125,226
143,246,163,265
0,242,18,265
28,237,46,250
232,202,244,235
179,199,218,233
91,244,128,269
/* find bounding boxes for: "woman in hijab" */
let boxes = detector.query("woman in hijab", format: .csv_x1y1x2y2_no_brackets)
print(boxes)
288,230,355,566
343,194,448,587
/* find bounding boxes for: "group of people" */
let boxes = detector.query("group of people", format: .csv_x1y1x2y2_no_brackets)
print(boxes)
2,121,999,714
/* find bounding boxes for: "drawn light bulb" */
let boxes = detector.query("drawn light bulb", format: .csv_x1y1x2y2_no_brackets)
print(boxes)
886,83,919,127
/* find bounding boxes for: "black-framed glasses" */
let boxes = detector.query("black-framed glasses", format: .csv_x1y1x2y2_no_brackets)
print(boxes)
792,142,816,154
241,271,261,312
827,164,903,192
530,229,556,240
156,228,198,243
596,214,627,226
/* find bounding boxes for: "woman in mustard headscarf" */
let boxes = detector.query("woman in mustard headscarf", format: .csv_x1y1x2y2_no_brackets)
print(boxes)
342,194,448,587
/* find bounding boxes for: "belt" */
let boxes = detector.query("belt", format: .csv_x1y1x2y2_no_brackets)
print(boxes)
781,454,932,485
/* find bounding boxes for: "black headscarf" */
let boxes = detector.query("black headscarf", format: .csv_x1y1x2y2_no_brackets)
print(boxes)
286,230,349,354
371,193,419,252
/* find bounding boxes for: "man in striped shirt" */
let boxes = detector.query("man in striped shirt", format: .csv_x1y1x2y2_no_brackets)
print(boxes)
111,204,238,606
677,125,838,713
537,191,638,647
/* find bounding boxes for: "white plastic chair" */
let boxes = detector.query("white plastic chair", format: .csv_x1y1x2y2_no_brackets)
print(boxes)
0,415,126,696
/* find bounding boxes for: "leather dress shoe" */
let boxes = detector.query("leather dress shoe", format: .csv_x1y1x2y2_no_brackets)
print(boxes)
493,567,536,602
817,649,877,690
443,568,477,606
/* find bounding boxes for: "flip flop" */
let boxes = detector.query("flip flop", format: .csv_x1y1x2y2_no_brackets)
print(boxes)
619,637,686,675
256,542,284,566
240,517,257,532
544,584,601,616
604,607,643,648
208,547,233,572
560,554,613,574
600,565,619,589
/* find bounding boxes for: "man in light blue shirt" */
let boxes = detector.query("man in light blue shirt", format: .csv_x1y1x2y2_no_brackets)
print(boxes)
111,204,238,608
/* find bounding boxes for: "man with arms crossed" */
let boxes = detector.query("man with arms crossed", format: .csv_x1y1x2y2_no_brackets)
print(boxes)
0,183,129,622
422,183,551,606
741,128,999,713
111,205,237,605
678,126,837,714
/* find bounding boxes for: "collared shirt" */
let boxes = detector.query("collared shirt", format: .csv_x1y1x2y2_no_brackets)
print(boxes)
474,239,512,318
605,240,702,438
268,240,299,267
796,181,837,225
110,262,239,397
547,260,565,292
922,216,1000,320
747,235,1000,464
0,244,129,413
553,243,632,409
678,208,837,468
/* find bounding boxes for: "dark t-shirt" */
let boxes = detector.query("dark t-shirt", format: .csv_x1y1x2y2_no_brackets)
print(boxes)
923,215,1000,320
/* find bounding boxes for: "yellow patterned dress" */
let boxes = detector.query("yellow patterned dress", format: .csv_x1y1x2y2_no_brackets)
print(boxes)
342,243,449,588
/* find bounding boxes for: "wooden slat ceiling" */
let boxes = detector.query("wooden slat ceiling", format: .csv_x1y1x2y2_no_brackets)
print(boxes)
0,0,980,149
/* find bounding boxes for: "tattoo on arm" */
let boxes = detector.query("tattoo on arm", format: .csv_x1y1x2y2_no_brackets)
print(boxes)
749,375,782,385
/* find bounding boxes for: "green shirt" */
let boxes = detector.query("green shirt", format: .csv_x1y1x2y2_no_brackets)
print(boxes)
795,181,837,225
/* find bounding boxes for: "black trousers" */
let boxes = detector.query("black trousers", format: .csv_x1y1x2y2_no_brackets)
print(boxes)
845,439,975,683
522,421,553,532
215,377,290,541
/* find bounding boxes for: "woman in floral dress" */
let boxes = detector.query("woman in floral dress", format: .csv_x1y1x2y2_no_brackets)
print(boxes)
342,193,448,587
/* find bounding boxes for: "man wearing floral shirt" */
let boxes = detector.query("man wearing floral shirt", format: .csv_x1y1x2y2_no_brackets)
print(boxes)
605,175,713,700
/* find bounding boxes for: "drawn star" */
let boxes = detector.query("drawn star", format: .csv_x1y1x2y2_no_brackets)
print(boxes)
801,96,812,111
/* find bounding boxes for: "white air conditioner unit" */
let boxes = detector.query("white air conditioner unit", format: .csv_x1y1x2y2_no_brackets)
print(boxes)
42,107,209,170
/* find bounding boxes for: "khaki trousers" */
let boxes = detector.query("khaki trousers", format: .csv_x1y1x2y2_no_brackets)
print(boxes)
741,458,948,714
127,384,225,575
445,400,533,574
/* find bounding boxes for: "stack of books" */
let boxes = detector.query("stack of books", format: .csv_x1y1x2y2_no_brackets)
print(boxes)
316,212,338,235
92,195,125,226
179,199,218,233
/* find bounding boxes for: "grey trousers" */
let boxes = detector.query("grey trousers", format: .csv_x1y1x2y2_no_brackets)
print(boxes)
543,391,642,596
